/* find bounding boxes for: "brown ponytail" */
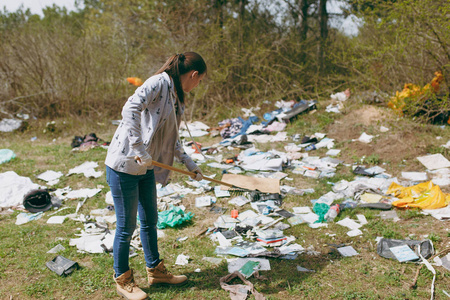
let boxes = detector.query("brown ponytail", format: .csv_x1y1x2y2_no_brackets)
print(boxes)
155,52,207,104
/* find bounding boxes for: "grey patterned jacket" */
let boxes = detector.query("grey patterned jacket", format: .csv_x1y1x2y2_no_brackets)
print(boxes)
105,72,198,184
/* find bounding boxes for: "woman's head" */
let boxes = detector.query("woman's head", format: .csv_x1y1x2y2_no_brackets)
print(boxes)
156,52,207,104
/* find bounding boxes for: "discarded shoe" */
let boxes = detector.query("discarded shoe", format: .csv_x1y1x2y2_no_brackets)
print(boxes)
147,260,187,286
114,269,148,300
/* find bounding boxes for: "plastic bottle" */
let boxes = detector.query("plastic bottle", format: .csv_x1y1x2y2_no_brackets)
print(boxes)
325,204,340,222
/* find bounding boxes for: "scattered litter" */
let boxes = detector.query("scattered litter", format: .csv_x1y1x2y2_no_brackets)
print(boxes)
389,245,419,262
157,205,194,229
68,161,103,178
401,172,428,181
220,271,266,300
237,260,260,279
203,257,224,265
331,89,350,101
417,154,450,170
47,244,66,254
292,207,312,214
37,170,64,185
376,238,434,260
54,187,102,200
422,205,450,220
326,149,341,156
210,206,228,214
0,118,22,132
227,258,271,273
47,215,67,224
175,254,190,265
379,210,400,221
46,255,79,276
337,246,359,257
23,189,53,212
214,186,230,198
16,212,44,225
336,217,363,230
357,132,374,143
388,181,449,209
297,265,315,272
0,149,16,164
0,171,41,208
195,196,215,207
229,196,250,207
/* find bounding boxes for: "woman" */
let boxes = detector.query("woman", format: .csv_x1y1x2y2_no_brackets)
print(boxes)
105,52,206,300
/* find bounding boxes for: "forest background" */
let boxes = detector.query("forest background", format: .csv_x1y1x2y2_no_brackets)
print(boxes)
0,0,449,122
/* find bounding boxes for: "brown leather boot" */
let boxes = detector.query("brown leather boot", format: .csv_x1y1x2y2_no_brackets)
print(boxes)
114,269,148,300
146,260,188,286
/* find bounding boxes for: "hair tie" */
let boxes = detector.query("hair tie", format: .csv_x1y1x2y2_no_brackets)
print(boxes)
178,53,185,61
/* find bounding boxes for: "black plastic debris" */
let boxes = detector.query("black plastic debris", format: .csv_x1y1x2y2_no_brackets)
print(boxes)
249,192,282,206
281,100,317,123
46,255,79,276
274,209,295,218
353,166,375,177
377,238,434,261
23,189,53,213
210,206,227,214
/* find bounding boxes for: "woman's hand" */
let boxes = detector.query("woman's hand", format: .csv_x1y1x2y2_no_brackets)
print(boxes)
135,153,153,167
191,167,203,181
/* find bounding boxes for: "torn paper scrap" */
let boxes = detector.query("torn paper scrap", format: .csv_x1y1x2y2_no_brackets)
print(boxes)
336,217,363,230
401,172,428,181
297,265,315,272
37,170,64,185
337,246,359,257
68,161,103,178
54,188,102,200
175,254,190,265
358,132,374,143
47,215,68,224
417,154,450,170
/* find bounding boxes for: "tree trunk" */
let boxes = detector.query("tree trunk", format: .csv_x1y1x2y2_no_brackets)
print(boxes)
299,0,309,42
318,0,328,73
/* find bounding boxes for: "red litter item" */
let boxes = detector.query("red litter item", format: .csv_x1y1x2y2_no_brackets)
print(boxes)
231,209,239,219
191,142,202,153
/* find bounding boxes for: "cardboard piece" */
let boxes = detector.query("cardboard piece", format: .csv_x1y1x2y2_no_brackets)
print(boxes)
221,174,280,194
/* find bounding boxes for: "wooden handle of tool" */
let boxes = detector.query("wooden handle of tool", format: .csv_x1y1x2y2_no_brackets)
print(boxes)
134,156,234,188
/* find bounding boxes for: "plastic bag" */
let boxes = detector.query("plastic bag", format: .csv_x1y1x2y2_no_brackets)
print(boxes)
313,202,330,223
387,181,450,209
0,149,15,165
377,238,434,260
157,205,194,229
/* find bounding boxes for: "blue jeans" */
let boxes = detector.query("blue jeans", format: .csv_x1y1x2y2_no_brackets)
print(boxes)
106,166,160,276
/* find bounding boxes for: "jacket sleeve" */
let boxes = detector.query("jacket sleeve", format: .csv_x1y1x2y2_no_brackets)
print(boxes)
121,76,164,158
174,139,198,172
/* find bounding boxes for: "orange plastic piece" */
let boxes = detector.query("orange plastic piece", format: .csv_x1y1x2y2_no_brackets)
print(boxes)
127,77,143,87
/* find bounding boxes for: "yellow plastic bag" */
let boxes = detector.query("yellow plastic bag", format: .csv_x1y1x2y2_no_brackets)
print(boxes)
387,181,450,209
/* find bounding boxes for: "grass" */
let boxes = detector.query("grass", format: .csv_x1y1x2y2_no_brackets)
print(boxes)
1,102,450,299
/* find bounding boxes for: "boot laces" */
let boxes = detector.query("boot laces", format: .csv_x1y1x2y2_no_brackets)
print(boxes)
161,266,170,275
124,278,137,292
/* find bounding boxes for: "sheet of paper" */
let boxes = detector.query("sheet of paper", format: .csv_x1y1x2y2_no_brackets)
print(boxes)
417,154,450,170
